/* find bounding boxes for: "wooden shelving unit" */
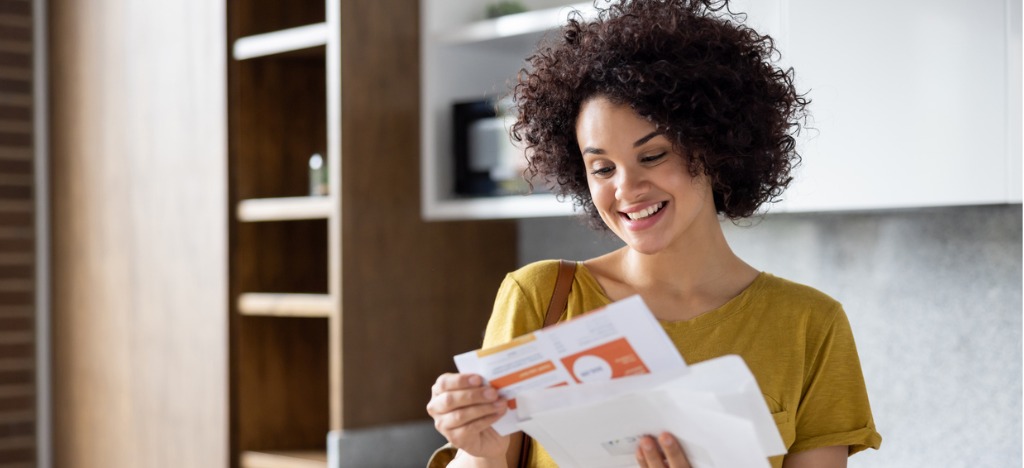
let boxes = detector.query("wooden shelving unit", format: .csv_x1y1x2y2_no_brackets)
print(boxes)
227,0,518,466
228,1,333,466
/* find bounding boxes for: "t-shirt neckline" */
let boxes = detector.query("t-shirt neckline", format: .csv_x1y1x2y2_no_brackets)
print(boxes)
575,263,769,331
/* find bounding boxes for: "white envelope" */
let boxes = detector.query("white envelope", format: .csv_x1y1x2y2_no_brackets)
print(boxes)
657,355,786,457
516,370,688,422
514,355,786,467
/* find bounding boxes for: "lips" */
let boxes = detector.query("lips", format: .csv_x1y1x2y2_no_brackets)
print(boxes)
622,201,667,221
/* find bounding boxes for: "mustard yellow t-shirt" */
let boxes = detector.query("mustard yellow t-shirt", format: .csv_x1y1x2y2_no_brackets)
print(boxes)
482,260,882,468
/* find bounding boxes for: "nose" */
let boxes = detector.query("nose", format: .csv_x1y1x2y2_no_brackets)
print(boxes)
614,167,650,202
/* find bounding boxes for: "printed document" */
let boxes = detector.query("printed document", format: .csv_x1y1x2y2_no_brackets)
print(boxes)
454,295,687,435
453,295,786,468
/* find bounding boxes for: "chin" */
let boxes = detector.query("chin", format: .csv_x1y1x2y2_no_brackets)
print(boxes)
624,239,669,256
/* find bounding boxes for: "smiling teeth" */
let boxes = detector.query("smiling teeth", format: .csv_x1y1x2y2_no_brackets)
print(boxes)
627,202,665,220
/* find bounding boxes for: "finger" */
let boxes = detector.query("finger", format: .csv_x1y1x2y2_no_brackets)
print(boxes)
444,402,508,443
432,373,484,396
436,399,508,432
637,435,666,468
636,447,649,468
658,432,690,468
438,399,505,446
427,386,500,416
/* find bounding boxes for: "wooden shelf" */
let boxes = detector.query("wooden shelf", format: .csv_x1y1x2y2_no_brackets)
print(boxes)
237,197,331,222
240,450,327,468
238,293,331,318
233,23,329,60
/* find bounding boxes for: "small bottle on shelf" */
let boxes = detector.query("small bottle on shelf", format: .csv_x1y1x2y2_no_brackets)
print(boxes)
309,153,329,196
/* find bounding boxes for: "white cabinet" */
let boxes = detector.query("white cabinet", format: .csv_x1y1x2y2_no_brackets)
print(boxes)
778,0,1022,212
420,1,594,220
420,0,1022,221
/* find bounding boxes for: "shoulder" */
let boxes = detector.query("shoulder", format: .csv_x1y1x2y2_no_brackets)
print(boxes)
501,259,583,309
757,274,840,307
506,259,564,289
753,273,845,327
496,259,572,310
484,260,566,347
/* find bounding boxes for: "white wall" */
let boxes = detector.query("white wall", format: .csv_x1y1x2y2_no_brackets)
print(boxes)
518,204,1022,467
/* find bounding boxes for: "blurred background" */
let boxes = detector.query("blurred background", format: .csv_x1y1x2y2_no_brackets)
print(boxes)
0,0,1020,467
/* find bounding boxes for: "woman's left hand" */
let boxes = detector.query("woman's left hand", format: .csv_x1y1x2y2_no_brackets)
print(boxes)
636,432,691,468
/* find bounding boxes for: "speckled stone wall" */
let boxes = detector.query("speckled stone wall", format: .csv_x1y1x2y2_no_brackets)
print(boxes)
518,204,1022,468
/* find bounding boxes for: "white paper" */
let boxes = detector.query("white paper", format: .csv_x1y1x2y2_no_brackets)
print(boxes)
454,295,687,435
516,356,786,467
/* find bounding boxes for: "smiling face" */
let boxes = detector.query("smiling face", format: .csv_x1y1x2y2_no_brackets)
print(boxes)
576,96,718,255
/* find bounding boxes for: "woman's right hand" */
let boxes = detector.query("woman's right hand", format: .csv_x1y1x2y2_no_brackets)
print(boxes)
427,373,511,460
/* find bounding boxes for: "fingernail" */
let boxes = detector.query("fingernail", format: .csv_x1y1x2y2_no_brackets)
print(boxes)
483,388,497,399
659,434,673,446
468,375,481,386
641,437,656,450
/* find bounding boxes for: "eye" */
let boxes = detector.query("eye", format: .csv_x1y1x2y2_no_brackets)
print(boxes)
589,165,614,178
640,152,667,164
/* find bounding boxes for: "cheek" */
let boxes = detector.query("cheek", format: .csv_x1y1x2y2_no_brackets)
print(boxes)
666,170,706,195
689,174,713,198
587,179,613,209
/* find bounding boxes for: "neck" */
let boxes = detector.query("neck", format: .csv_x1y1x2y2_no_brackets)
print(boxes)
619,215,748,296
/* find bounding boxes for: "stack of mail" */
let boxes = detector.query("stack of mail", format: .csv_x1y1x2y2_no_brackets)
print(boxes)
454,295,785,468
516,355,785,467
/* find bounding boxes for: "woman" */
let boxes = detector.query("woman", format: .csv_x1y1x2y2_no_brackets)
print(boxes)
426,0,882,466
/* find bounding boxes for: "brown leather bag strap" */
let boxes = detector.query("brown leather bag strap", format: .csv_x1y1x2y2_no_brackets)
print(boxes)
519,259,577,468
543,260,577,327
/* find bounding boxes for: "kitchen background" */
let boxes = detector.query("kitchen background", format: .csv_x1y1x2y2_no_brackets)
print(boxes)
3,0,1019,467
521,204,1022,467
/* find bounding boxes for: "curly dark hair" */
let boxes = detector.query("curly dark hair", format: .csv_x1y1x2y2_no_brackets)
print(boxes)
511,0,809,229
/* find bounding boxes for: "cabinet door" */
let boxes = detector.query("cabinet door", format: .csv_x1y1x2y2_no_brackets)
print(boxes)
780,0,1016,211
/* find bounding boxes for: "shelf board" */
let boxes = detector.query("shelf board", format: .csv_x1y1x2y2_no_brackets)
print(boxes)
240,450,327,468
422,193,576,220
233,23,329,60
237,197,331,222
238,293,332,318
433,2,596,47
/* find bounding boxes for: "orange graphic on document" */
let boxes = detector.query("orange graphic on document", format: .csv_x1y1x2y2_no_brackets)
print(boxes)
491,361,556,389
560,337,648,383
490,361,562,410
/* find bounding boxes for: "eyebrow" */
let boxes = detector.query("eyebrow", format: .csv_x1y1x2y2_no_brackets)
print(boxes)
581,131,663,156
633,131,661,147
